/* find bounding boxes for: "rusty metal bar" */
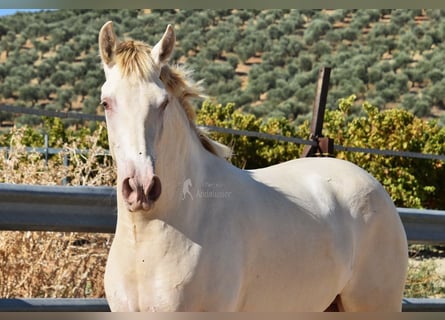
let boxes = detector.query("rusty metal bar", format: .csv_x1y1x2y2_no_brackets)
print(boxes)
317,137,334,157
310,67,331,138
301,67,333,157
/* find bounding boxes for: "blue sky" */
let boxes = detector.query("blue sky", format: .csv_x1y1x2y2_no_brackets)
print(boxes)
0,9,48,17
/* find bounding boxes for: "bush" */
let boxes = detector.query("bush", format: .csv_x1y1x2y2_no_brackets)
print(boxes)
324,95,445,208
196,100,307,169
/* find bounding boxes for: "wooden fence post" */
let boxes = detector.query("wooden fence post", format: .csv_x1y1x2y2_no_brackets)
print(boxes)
301,67,334,157
62,154,71,185
44,133,49,166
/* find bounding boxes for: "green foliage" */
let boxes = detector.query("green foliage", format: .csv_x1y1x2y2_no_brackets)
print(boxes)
196,100,307,169
325,95,445,208
0,117,108,152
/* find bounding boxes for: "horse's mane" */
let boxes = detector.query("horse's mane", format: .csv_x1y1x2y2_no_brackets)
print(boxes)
115,40,231,159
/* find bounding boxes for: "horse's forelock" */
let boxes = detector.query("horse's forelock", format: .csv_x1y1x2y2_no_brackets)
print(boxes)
115,40,157,79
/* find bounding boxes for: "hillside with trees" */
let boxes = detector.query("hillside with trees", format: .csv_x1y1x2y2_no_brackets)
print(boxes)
2,9,445,126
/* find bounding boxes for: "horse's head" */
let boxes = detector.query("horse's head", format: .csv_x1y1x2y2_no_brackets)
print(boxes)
98,21,175,212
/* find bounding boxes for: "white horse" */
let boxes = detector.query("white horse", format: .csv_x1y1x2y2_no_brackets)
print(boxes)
98,21,408,312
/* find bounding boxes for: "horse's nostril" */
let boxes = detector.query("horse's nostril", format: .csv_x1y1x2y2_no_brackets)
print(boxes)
122,177,133,200
122,175,161,211
146,175,162,201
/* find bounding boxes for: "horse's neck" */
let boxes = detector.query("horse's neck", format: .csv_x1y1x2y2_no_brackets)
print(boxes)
116,99,218,225
157,99,210,193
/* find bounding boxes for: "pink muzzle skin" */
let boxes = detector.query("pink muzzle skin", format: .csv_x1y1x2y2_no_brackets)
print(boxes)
121,175,162,212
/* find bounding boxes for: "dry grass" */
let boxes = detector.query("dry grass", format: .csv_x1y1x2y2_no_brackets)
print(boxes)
406,259,445,298
0,125,115,298
406,245,445,298
0,231,111,298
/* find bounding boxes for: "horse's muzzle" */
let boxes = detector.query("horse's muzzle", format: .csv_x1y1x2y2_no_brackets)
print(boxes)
122,175,162,211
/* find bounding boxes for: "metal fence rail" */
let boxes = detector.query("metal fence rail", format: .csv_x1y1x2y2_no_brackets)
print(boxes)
0,297,443,312
3,103,445,162
1,184,444,244
402,298,445,312
398,207,445,245
0,183,116,233
0,298,110,312
0,183,444,312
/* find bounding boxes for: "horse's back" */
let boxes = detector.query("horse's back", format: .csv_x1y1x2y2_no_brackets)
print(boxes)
251,157,382,201
250,157,401,223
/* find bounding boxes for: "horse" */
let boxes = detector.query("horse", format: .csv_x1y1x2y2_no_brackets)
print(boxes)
98,21,408,312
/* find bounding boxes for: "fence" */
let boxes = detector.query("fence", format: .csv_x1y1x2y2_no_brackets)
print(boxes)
0,183,444,311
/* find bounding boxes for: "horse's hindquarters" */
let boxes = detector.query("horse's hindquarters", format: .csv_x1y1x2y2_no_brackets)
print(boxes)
336,188,408,311
249,157,408,311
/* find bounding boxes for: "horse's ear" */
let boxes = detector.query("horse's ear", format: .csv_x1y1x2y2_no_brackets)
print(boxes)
99,21,117,67
151,24,175,65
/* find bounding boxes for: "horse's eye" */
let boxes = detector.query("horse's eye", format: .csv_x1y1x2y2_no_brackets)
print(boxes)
160,98,169,110
101,100,110,110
